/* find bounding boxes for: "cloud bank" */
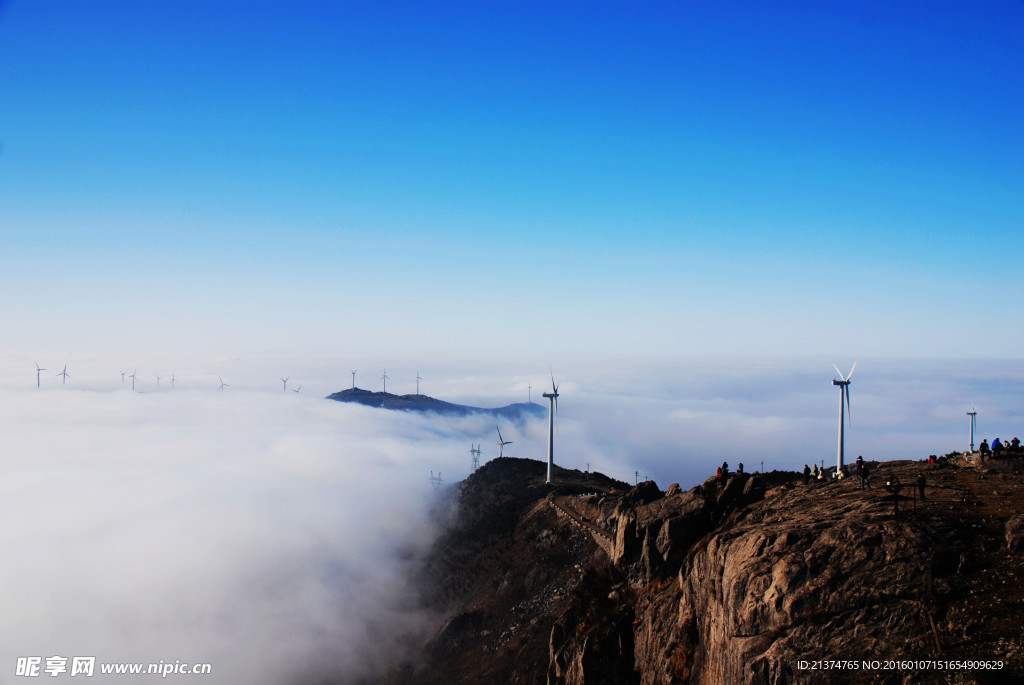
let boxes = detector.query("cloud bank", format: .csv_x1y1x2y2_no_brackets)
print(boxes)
1,354,1021,683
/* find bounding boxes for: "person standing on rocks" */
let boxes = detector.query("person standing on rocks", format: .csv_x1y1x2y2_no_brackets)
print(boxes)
803,464,811,485
860,463,871,490
811,464,819,481
855,455,864,475
980,438,990,462
916,473,926,501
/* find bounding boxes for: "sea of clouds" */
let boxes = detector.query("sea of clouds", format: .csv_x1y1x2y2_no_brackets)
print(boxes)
1,353,1021,683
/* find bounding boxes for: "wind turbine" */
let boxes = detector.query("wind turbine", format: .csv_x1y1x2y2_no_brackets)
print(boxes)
129,369,137,392
381,369,390,393
171,374,176,389
496,426,512,458
831,362,856,473
57,365,69,385
35,363,46,388
120,370,126,384
156,375,162,388
293,385,301,394
281,376,289,392
351,370,356,389
543,372,560,484
416,372,423,395
528,384,532,403
218,377,229,391
967,407,978,452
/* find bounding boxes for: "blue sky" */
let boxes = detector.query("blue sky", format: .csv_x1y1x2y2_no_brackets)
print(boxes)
1,1,1021,361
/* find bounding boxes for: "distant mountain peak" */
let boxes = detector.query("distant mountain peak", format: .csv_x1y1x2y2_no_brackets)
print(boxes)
326,387,545,420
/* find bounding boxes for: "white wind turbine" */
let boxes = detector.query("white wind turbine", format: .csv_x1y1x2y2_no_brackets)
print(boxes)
831,361,857,473
381,369,390,393
218,377,229,391
171,373,176,389
293,385,301,394
129,369,137,392
496,426,512,458
57,365,70,385
120,370,127,384
36,363,46,388
281,376,289,392
156,375,162,388
543,372,560,484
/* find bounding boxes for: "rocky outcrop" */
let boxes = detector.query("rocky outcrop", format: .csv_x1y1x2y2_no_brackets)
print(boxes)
390,457,1024,685
1008,514,1024,552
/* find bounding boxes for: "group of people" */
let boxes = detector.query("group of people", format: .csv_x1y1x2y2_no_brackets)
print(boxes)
715,461,745,480
801,456,872,490
978,437,1021,461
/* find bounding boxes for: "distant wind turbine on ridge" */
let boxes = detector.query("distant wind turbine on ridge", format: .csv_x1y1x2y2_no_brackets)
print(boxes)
381,369,390,393
130,369,137,392
831,361,857,473
35,363,46,388
351,370,356,389
281,376,289,392
57,365,69,385
543,372,560,484
967,407,978,452
496,426,512,458
416,372,423,395
219,377,229,391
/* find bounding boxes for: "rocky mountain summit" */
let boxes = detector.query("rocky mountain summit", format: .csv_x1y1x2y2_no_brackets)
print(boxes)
383,454,1024,684
327,387,545,420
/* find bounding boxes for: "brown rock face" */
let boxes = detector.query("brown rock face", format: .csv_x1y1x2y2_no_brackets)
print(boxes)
382,458,1024,685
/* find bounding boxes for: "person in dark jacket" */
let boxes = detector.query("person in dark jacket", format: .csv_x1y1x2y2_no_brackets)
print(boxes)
860,463,871,490
803,464,811,485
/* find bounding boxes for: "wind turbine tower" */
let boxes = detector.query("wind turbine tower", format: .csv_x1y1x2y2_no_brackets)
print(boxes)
351,370,356,389
967,408,978,452
36,363,46,388
381,369,390,393
120,370,126,384
416,372,422,395
156,375,162,388
57,365,69,385
171,374,176,389
543,374,560,484
130,369,137,392
496,427,512,458
831,362,856,472
281,377,289,392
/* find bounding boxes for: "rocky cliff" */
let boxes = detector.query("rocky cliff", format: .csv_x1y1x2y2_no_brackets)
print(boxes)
384,454,1024,684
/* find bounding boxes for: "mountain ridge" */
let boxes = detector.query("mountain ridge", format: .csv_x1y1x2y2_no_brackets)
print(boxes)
326,387,546,420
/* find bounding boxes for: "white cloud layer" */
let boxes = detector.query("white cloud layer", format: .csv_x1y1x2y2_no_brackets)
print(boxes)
1,353,1021,682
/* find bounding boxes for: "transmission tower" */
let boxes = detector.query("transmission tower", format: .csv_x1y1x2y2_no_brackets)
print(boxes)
429,470,444,492
470,443,481,472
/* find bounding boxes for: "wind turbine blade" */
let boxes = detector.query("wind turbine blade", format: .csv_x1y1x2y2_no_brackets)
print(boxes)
847,360,858,380
845,386,852,426
832,363,843,379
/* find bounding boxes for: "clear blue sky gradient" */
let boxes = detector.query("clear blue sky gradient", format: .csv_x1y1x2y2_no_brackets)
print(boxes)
1,1,1021,359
